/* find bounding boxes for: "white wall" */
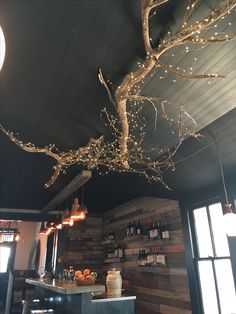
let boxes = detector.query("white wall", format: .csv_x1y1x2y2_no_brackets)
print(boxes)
38,233,48,275
14,221,41,270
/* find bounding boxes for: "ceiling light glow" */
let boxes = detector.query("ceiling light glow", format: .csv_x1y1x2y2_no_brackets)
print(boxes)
0,26,6,71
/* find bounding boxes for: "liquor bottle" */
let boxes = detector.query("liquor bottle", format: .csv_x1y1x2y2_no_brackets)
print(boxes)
130,221,135,236
140,250,145,266
164,221,170,239
147,224,153,241
141,250,147,266
150,222,156,240
153,248,157,266
156,221,162,240
118,245,124,258
108,231,115,240
153,222,158,240
126,222,131,237
162,221,166,239
114,244,119,257
143,249,148,266
136,220,142,235
137,250,141,266
155,248,161,265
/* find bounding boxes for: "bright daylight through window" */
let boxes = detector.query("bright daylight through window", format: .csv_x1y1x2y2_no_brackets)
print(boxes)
192,203,236,314
0,246,11,272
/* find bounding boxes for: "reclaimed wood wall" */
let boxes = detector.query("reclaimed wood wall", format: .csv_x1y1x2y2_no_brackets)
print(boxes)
102,197,191,314
60,196,191,314
59,216,104,275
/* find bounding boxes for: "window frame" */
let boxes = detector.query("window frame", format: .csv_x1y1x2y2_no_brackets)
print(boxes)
180,197,236,314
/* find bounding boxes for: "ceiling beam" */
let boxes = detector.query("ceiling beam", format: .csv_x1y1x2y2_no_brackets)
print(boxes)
41,170,92,214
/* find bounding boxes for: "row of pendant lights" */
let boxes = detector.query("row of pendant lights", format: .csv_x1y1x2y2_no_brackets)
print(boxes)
40,195,88,235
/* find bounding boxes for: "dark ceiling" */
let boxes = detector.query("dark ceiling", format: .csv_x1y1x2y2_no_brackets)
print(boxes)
0,0,236,215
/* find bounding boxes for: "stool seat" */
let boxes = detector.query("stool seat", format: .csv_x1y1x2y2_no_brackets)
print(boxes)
22,299,41,314
30,310,54,314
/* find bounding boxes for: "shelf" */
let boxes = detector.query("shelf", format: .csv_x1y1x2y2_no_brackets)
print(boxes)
120,236,174,248
104,258,122,263
101,239,116,245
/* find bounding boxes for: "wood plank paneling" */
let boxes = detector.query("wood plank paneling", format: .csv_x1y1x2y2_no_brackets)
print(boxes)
102,197,192,313
60,196,191,313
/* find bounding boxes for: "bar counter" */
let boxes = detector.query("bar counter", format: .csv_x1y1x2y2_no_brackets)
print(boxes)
26,278,105,294
26,278,136,314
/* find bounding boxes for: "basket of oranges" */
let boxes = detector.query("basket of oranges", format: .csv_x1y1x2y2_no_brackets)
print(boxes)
75,269,97,285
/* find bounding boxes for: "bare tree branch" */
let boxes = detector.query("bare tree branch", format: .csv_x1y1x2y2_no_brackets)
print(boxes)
156,60,225,79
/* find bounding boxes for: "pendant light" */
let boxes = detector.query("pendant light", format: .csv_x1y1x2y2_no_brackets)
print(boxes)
70,187,88,221
217,143,236,236
70,197,81,219
0,26,6,71
62,208,74,226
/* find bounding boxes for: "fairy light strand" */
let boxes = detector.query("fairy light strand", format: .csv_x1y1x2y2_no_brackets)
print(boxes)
0,0,236,189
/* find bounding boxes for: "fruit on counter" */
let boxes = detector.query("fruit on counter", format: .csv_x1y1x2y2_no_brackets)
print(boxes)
74,269,97,285
91,272,97,278
77,274,85,280
83,268,91,277
85,275,96,283
75,270,82,278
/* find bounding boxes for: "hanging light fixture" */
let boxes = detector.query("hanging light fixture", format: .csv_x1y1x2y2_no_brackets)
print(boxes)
217,143,236,236
0,26,6,71
70,197,82,220
62,208,74,226
70,187,88,221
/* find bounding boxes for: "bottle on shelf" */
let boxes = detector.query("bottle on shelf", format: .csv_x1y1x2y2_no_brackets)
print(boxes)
136,220,142,235
148,222,157,240
126,222,131,237
156,221,162,240
147,220,153,240
162,221,170,239
118,244,124,258
114,244,119,257
130,221,135,236
137,250,142,266
107,231,115,240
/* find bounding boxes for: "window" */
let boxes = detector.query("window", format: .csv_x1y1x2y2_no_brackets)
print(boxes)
191,202,236,314
0,246,11,272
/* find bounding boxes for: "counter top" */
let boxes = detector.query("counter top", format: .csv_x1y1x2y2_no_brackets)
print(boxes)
26,278,105,295
92,293,136,303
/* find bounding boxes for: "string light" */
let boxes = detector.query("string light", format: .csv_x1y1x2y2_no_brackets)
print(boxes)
0,0,235,190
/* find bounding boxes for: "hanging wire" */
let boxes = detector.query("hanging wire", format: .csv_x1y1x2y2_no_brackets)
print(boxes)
216,142,230,205
81,185,84,204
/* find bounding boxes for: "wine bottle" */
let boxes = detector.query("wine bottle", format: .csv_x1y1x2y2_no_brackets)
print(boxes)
156,221,162,240
126,222,131,237
130,221,135,236
165,221,170,239
136,220,142,235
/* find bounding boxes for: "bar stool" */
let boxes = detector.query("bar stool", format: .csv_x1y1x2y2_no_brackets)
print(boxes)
30,310,55,313
21,299,40,314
